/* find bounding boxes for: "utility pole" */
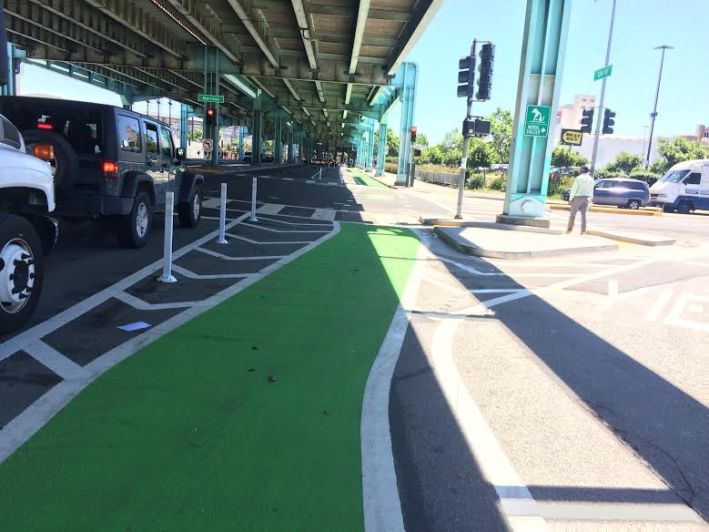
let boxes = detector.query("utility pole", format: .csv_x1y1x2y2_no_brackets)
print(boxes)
590,0,616,175
646,45,673,168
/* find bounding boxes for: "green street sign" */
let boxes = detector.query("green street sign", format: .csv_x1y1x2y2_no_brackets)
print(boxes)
524,104,551,137
594,65,613,81
198,93,225,103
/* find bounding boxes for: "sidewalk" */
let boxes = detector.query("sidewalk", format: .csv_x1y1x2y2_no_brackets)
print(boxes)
0,224,420,530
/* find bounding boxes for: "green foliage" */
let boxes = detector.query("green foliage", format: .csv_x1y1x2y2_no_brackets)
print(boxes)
489,108,513,164
652,137,709,174
387,129,400,158
188,129,203,142
551,146,588,168
467,138,497,169
547,173,573,197
466,173,486,190
605,151,643,175
629,168,661,186
490,176,507,191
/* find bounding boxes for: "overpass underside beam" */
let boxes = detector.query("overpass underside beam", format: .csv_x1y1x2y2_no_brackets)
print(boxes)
504,0,572,218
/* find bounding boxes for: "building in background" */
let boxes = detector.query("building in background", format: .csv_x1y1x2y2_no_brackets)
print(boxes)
556,94,596,136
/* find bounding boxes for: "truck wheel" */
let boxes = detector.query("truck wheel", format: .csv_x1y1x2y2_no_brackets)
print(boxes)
677,201,692,215
0,214,44,335
22,129,78,191
178,185,202,228
116,191,152,248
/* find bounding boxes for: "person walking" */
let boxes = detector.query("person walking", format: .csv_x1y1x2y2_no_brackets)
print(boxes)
567,165,595,234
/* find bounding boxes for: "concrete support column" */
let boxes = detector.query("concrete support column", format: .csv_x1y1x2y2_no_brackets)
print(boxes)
252,93,263,164
274,109,283,164
503,0,572,220
238,125,245,160
365,121,375,172
375,123,388,176
288,129,294,163
396,63,418,186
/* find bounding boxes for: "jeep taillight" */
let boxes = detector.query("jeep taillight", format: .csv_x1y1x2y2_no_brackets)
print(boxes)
32,143,55,161
102,160,118,179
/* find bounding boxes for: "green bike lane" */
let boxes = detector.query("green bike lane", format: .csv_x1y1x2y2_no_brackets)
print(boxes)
0,223,419,531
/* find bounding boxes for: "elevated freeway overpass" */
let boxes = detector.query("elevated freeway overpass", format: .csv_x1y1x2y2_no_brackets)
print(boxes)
2,0,443,181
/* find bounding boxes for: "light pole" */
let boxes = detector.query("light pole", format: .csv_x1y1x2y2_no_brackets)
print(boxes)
645,45,673,168
590,0,617,176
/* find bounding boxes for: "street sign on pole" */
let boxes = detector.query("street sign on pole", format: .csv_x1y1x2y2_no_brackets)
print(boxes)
524,105,551,137
198,93,225,103
560,129,583,146
594,64,613,81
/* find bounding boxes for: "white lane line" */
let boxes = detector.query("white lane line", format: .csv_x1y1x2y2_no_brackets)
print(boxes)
439,258,575,278
0,223,340,465
312,208,337,221
202,197,222,209
471,289,528,294
224,233,312,245
596,278,619,311
114,291,203,311
256,215,333,227
240,221,330,234
23,341,91,381
644,290,675,322
0,212,249,363
194,247,285,261
170,264,250,281
361,239,427,532
663,293,709,332
256,203,285,215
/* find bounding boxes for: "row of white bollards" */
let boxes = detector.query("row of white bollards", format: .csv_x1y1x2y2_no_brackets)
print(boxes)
158,178,259,283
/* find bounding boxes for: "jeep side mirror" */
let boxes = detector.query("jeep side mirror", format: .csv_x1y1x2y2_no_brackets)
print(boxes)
175,147,185,162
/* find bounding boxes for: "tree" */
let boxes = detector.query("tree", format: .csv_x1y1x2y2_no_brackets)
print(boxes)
489,108,513,164
386,129,400,158
416,133,429,148
467,138,496,169
605,151,643,175
651,137,709,173
188,129,203,142
551,146,588,168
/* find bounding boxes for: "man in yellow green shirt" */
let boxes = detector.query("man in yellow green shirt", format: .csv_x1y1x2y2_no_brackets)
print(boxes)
567,166,595,234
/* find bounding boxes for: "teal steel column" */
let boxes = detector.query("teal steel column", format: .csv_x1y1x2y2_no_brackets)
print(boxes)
288,128,294,163
395,63,418,186
375,122,388,176
179,104,189,149
503,0,573,218
252,92,263,164
274,109,283,164
365,120,375,171
238,125,245,160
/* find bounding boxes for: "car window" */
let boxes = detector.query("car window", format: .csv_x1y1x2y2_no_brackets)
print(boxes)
118,115,141,153
159,126,174,159
0,115,21,150
684,173,701,185
144,122,159,155
596,181,612,189
661,169,689,183
628,182,646,191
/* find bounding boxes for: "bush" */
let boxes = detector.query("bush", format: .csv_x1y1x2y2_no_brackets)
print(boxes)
547,173,573,197
629,169,661,187
490,176,506,191
466,173,486,190
384,162,398,174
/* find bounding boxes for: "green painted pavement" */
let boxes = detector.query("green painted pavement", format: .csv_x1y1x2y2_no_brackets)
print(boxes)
352,171,387,188
0,224,420,531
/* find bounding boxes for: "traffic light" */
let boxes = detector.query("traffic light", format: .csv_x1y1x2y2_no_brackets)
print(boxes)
580,108,594,133
457,55,474,98
205,105,215,126
602,108,616,135
410,126,417,143
475,43,495,101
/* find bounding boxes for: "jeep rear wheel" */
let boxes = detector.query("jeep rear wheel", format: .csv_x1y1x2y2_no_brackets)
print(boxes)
178,185,202,228
0,214,44,335
116,191,152,248
23,129,78,191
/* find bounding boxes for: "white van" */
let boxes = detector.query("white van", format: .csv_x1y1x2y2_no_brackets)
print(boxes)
649,159,709,213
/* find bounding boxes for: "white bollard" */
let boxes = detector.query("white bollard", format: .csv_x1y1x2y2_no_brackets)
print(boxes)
319,167,322,181
250,177,258,222
217,182,228,244
158,191,177,283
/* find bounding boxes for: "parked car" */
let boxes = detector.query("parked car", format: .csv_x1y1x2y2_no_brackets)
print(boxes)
0,113,58,334
0,96,203,248
649,159,709,214
562,178,649,209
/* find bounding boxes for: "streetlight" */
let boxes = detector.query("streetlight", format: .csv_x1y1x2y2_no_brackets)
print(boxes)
645,45,673,168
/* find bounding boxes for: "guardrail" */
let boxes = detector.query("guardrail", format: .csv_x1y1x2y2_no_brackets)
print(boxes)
415,169,459,186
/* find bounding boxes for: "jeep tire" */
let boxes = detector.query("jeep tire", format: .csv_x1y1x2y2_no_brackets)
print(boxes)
22,129,78,191
178,185,202,228
116,191,152,248
0,214,45,335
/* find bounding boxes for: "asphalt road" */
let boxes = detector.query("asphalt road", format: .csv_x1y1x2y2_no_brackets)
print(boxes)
1,164,707,530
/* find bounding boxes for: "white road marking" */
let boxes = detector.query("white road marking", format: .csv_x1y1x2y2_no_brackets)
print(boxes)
202,197,222,209
23,341,91,381
312,208,337,221
361,239,427,532
644,290,675,322
193,247,284,261
0,223,340,464
170,264,250,280
113,291,203,311
471,289,528,294
256,203,285,215
597,278,619,311
532,500,704,523
241,221,330,233
224,233,312,245
663,294,709,332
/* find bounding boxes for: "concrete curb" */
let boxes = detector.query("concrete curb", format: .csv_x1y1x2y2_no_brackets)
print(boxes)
421,218,563,235
366,173,397,189
187,163,302,175
433,226,618,259
547,203,662,216
586,229,676,246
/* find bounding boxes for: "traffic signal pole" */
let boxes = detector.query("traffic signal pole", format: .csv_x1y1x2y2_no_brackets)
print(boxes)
590,0,616,176
455,40,477,220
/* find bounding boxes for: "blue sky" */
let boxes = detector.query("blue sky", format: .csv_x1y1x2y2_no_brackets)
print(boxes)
17,0,708,143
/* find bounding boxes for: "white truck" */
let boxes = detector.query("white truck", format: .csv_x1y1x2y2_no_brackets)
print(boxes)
0,115,57,334
649,159,709,214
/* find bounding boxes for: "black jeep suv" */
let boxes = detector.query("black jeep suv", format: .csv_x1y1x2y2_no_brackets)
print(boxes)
0,96,203,248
